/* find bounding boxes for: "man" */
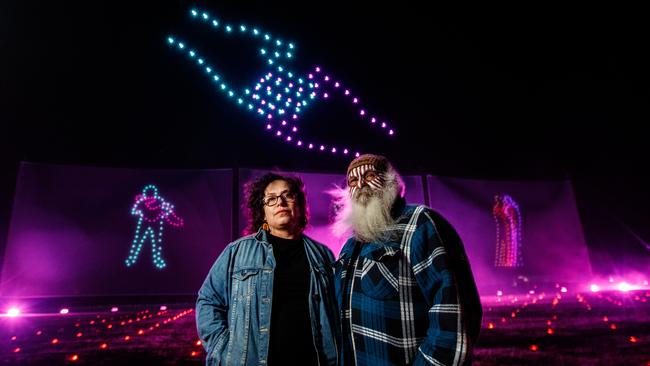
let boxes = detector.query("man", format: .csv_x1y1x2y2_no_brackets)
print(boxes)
331,154,482,366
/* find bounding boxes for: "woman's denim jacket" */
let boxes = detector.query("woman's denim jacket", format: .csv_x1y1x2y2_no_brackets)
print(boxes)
196,228,339,365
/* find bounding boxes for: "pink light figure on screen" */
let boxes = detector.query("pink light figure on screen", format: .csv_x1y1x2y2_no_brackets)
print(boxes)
493,194,523,268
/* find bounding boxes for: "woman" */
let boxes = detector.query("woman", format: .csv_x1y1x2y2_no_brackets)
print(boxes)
196,172,339,366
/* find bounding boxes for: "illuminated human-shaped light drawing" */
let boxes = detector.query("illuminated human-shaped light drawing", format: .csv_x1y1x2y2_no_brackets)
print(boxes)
493,194,523,268
125,185,184,269
166,8,396,156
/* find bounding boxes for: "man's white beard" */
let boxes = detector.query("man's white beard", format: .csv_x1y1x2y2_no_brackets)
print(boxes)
330,170,401,243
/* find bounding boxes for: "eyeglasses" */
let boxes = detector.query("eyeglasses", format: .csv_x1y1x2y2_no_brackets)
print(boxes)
262,191,297,207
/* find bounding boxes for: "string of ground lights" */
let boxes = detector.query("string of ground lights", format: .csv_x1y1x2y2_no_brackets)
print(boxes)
479,283,649,357
125,185,184,270
3,306,200,363
166,8,396,156
3,283,648,364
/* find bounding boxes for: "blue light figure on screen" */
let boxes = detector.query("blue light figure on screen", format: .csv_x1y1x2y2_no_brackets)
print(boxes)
125,185,184,269
166,8,396,157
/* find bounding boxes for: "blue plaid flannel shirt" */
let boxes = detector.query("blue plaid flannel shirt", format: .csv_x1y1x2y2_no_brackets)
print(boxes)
334,204,482,366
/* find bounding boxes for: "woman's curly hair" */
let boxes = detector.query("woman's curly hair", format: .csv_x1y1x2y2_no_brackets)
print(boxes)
243,172,308,235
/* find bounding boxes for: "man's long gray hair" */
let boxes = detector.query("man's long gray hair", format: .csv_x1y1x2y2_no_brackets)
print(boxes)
329,165,405,243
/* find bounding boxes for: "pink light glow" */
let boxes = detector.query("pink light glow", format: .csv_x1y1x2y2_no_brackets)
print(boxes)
590,284,600,292
618,282,633,292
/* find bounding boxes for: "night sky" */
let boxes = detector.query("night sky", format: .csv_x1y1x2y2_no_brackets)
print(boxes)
1,1,649,267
